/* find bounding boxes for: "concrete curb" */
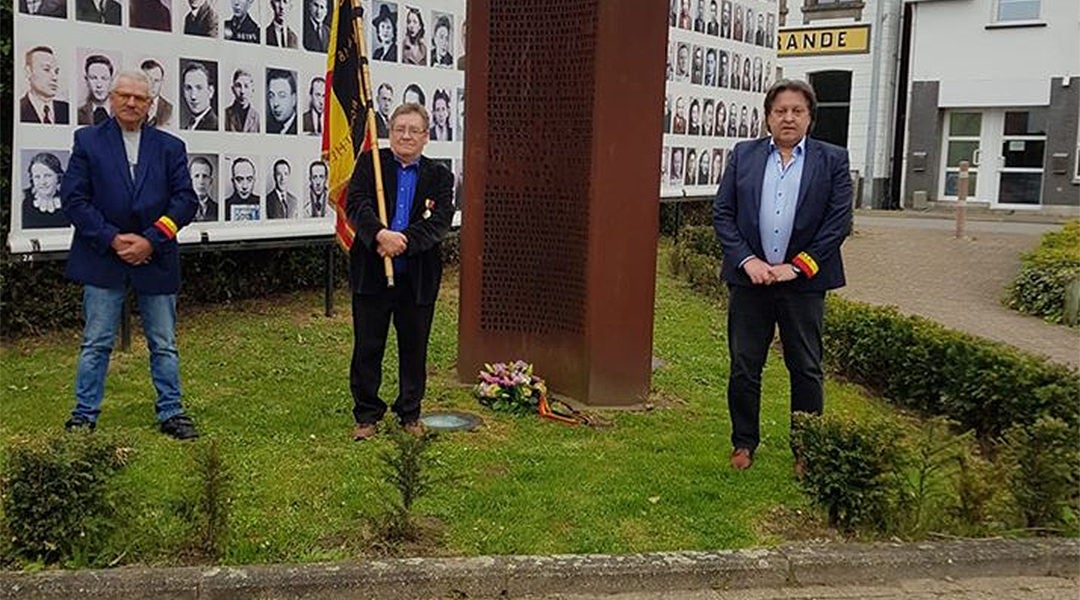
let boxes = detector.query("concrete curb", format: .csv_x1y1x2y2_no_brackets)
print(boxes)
1,538,1077,599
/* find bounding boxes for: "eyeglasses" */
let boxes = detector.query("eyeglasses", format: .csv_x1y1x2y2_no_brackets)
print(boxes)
391,125,428,136
112,92,150,104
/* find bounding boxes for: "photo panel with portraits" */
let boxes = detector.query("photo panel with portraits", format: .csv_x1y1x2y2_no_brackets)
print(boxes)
19,149,72,230
223,154,261,221
179,57,220,130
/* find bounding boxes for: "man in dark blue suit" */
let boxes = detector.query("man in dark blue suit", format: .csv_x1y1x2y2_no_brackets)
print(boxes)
61,70,200,440
712,79,852,473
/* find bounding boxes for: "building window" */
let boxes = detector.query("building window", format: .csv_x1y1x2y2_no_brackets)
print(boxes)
800,0,863,23
996,0,1040,21
809,71,851,148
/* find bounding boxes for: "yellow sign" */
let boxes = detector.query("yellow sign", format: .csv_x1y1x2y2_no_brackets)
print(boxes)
777,25,871,57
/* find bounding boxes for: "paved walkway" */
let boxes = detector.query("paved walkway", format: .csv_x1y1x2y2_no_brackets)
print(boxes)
531,576,1080,599
838,214,1079,369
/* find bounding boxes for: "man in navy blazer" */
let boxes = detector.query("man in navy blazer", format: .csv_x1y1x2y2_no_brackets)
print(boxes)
346,102,454,441
62,70,200,440
712,79,852,473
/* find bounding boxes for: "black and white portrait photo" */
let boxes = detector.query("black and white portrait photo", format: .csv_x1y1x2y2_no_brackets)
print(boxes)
225,0,260,43
669,147,684,186
20,0,67,18
302,0,329,51
140,58,173,128
179,58,219,130
188,154,220,222
20,150,72,230
430,11,453,67
371,2,397,62
185,0,219,36
131,0,171,31
675,42,688,82
402,82,425,107
224,67,261,132
402,6,427,66
690,45,703,85
265,67,298,134
375,82,393,137
19,46,69,125
266,0,298,48
430,88,452,141
302,76,324,135
305,160,329,218
76,50,119,125
224,155,261,221
266,158,299,219
77,0,121,25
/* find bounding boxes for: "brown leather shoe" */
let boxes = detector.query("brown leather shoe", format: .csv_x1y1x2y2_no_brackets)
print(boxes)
730,447,753,470
353,422,377,441
402,420,425,437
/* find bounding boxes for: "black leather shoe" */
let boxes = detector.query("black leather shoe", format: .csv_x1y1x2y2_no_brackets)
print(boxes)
64,417,96,432
160,414,199,440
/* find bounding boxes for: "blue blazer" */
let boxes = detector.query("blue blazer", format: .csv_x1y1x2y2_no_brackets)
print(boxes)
62,119,197,294
712,136,852,292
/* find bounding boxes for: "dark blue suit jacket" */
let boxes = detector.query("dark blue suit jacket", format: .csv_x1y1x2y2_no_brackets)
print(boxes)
62,119,197,294
712,136,852,292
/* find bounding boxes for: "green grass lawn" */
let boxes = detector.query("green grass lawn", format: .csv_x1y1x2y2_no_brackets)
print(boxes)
0,247,896,565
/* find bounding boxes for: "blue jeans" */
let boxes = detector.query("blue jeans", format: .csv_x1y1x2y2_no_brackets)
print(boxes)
71,285,185,423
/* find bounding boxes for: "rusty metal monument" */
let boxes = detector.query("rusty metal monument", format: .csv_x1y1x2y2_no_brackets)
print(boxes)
457,1,668,406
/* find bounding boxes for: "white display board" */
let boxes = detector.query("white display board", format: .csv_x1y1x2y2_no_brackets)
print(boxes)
9,0,465,253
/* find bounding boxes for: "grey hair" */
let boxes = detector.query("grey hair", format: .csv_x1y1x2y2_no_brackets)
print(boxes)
110,70,152,93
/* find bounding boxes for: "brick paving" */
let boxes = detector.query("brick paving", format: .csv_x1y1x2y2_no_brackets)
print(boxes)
836,214,1079,369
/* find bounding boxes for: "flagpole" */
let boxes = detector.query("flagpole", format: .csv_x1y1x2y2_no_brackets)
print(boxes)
349,0,394,288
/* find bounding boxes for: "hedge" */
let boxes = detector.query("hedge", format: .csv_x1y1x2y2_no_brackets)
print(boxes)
667,226,1080,442
1006,220,1080,327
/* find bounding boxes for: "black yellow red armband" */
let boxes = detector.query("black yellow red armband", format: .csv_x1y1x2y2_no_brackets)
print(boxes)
791,252,819,279
153,216,178,240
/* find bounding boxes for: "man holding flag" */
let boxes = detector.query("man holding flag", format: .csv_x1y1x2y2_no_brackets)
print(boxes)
321,0,454,441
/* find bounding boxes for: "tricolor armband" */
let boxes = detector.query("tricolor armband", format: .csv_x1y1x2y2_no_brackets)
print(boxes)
791,252,819,279
153,216,178,239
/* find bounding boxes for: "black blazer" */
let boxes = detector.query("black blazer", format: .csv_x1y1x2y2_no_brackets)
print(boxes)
712,136,852,292
346,148,454,304
20,95,70,124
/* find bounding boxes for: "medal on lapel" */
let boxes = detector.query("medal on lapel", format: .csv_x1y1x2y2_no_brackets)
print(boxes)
423,198,435,219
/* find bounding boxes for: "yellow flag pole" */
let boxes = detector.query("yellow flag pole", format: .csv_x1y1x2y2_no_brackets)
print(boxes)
349,0,394,288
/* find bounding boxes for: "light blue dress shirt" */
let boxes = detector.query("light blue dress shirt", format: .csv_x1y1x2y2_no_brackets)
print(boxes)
391,158,419,274
758,137,806,265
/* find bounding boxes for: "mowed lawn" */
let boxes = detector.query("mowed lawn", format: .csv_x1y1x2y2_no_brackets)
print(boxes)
0,247,894,565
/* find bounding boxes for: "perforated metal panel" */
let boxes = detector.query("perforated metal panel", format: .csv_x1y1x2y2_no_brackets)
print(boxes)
479,0,598,335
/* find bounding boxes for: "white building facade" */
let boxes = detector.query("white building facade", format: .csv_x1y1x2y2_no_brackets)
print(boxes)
776,0,903,209
903,0,1080,212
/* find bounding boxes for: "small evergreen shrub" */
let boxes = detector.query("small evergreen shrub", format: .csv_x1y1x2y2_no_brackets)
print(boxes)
999,415,1080,530
1007,221,1080,326
1,432,130,565
375,428,442,543
791,412,904,533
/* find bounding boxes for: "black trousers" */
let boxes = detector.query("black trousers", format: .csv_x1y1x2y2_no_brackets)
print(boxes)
727,283,825,452
350,278,436,425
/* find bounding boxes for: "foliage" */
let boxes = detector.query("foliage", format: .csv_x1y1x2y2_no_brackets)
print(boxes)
791,412,905,533
893,417,973,537
669,226,727,301
374,427,443,543
821,295,1080,442
659,200,713,238
999,415,1080,530
1,432,130,565
188,439,231,560
1007,220,1080,326
473,360,548,416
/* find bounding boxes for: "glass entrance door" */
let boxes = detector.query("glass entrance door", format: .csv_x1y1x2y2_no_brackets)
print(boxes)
939,109,1046,206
